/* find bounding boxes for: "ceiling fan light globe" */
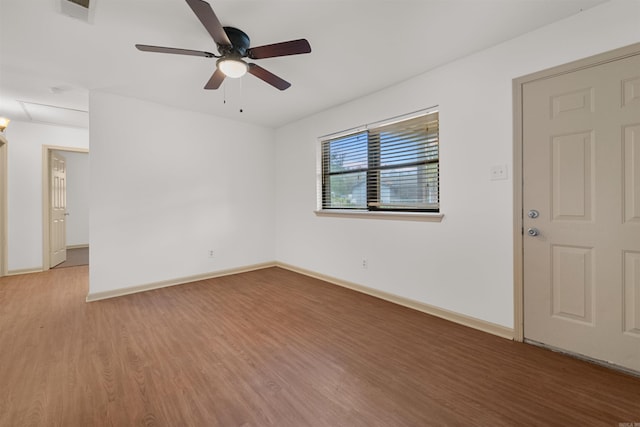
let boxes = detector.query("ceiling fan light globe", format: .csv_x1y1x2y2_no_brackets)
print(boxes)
218,58,247,78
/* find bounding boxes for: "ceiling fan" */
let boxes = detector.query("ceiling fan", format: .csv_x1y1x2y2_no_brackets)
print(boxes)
135,0,311,91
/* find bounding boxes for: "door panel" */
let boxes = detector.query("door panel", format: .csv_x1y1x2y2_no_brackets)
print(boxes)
622,76,640,106
551,132,593,220
523,53,640,372
551,245,593,324
624,124,640,223
50,152,67,267
623,251,640,337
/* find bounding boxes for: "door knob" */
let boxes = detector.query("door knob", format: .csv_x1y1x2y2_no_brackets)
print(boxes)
527,227,540,237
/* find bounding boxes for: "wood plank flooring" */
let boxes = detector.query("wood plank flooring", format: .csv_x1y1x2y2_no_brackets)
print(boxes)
1,266,639,426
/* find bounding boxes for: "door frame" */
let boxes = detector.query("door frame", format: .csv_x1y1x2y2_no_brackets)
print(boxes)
0,134,7,277
42,145,89,271
512,42,640,342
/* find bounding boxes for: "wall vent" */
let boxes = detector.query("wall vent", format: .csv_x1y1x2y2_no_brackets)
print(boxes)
60,0,96,23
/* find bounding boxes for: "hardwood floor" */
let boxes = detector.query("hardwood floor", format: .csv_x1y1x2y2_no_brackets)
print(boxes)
1,266,639,426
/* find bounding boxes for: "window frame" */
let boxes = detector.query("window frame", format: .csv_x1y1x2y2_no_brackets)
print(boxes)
318,108,440,215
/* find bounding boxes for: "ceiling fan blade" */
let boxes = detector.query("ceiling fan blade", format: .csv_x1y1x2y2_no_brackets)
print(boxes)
204,68,226,89
247,39,311,60
185,0,232,47
135,44,216,58
247,63,291,90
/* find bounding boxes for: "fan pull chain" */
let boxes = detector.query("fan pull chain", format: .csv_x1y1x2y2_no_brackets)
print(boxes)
239,78,243,113
223,82,227,104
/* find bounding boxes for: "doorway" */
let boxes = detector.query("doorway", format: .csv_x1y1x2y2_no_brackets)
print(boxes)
514,43,640,373
42,146,89,270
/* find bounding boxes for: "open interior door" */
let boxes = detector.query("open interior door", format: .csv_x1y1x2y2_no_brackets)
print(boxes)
50,151,67,267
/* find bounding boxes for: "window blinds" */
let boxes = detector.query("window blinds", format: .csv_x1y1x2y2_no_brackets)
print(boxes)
321,110,439,212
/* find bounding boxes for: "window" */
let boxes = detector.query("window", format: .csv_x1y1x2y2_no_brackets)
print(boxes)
320,110,439,212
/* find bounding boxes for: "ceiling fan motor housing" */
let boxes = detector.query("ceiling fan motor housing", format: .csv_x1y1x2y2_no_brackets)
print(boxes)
219,27,250,57
135,0,311,90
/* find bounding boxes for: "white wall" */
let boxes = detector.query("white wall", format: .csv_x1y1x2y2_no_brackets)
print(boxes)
61,151,89,247
5,121,89,271
89,93,276,296
274,0,640,329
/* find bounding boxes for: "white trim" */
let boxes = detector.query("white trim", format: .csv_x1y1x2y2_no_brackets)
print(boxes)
0,134,7,277
42,145,89,271
85,262,277,302
7,267,44,276
276,262,514,340
512,75,525,342
82,258,513,339
318,125,367,142
315,209,443,222
318,105,439,140
512,42,640,343
67,244,89,249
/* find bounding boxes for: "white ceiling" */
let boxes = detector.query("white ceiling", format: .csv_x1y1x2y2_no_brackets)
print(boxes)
0,0,608,129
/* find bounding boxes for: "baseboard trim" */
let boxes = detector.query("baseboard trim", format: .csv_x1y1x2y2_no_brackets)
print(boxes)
67,244,89,249
84,260,515,340
7,267,44,276
86,261,277,302
276,262,515,340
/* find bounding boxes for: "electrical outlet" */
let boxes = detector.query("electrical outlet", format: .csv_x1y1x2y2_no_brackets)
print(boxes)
362,258,368,269
490,164,508,181
208,250,215,258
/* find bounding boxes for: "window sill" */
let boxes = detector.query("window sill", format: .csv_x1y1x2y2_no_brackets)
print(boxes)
314,210,444,222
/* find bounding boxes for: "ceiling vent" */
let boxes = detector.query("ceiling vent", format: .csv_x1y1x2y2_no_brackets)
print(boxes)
69,0,89,7
59,0,96,23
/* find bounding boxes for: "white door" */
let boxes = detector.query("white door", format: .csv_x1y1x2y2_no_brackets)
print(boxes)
523,52,640,372
50,151,67,267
